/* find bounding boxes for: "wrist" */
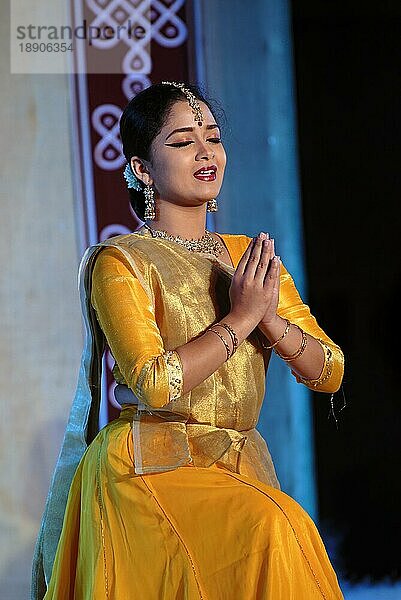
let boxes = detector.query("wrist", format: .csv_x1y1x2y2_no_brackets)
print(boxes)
259,314,283,333
224,311,257,342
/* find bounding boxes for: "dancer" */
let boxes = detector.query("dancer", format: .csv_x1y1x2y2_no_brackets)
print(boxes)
32,82,344,599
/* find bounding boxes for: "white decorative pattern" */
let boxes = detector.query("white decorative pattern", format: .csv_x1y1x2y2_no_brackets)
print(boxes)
92,104,125,170
89,1,188,170
150,0,187,48
92,77,153,170
85,0,187,75
122,73,151,100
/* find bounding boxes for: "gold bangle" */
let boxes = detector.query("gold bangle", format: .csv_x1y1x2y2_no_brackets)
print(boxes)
295,339,333,387
262,318,291,349
214,322,239,355
208,327,232,360
275,325,308,362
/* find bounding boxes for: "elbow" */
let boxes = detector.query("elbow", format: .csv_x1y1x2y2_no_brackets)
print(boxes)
132,360,170,409
311,348,345,394
291,344,345,394
314,374,343,394
130,351,183,409
136,386,170,409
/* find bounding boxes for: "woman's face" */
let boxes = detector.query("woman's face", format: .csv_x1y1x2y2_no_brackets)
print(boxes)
135,100,226,209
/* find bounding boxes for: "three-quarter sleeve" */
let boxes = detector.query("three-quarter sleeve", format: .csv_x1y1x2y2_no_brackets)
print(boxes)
90,246,184,408
277,261,344,394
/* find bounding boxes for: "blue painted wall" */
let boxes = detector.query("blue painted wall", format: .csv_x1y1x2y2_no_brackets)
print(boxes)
195,0,317,518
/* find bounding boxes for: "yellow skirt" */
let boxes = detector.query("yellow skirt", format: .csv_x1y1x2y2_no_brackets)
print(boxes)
45,408,344,599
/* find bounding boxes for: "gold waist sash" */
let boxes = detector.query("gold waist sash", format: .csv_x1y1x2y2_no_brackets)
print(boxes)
118,398,280,489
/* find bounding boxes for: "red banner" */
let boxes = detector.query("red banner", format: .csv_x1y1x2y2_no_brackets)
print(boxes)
70,0,196,423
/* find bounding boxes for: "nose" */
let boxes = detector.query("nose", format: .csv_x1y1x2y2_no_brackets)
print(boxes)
195,139,215,160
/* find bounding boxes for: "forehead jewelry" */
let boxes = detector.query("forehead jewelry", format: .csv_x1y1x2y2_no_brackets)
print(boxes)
161,81,204,126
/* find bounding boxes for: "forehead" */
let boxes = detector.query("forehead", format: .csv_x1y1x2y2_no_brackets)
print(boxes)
163,100,215,128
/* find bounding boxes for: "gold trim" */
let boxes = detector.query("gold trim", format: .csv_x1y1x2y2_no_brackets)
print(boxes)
164,350,184,400
295,339,334,388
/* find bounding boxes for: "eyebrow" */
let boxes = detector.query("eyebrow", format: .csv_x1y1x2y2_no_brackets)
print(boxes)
165,124,220,141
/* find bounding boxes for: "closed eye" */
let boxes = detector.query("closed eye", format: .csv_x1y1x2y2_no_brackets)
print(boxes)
166,138,222,148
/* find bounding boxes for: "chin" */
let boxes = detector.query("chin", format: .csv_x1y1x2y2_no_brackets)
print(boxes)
196,183,222,197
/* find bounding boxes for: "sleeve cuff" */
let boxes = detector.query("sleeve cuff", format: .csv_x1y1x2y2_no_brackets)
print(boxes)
290,338,335,390
134,350,184,405
164,350,184,401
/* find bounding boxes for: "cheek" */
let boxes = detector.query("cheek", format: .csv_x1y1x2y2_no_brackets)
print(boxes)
156,163,188,193
218,144,227,165
218,149,227,175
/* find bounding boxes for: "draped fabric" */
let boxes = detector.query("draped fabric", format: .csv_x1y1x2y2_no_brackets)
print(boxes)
32,228,344,599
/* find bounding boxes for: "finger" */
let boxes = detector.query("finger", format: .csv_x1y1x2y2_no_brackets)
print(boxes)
263,255,281,288
254,239,272,283
266,238,276,274
235,237,256,276
244,234,265,279
271,256,281,296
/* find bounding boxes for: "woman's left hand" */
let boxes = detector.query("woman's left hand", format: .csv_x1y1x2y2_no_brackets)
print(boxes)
259,237,281,326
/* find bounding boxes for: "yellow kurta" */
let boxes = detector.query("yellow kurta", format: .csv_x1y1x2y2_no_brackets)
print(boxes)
44,229,344,599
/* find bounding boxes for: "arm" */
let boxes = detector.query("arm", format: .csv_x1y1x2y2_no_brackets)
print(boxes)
258,259,344,394
91,246,256,409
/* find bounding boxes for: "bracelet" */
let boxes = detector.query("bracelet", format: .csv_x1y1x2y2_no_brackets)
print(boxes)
261,318,291,349
208,327,232,360
214,322,239,355
275,325,308,362
294,339,333,387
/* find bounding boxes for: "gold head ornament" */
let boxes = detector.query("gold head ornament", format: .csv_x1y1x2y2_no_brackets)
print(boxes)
161,81,204,126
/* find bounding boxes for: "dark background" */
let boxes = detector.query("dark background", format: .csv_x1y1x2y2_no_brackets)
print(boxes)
291,0,401,581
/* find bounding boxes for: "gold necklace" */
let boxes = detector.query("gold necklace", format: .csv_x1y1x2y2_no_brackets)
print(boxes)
143,223,224,258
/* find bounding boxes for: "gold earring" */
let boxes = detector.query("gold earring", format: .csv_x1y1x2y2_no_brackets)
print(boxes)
207,198,218,212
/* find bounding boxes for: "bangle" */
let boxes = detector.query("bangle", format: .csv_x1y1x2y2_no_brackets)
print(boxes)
208,327,232,360
262,318,291,349
275,325,308,362
214,322,239,355
294,339,333,387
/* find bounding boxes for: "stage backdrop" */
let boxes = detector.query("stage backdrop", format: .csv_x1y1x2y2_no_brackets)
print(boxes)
70,0,316,518
0,1,317,596
70,0,202,427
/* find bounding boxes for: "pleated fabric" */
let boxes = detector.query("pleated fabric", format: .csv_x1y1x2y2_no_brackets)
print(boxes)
42,230,344,598
45,406,343,599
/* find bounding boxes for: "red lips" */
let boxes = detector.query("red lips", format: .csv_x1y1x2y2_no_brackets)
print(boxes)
193,165,217,181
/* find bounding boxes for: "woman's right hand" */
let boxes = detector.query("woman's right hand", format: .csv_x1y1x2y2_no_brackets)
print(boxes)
228,233,281,328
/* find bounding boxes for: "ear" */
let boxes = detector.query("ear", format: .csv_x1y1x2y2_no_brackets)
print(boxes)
130,156,153,186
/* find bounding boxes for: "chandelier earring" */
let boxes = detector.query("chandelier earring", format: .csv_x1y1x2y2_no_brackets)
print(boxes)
144,183,156,220
207,198,218,212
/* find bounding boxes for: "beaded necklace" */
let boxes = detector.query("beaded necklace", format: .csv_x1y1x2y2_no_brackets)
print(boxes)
143,223,224,258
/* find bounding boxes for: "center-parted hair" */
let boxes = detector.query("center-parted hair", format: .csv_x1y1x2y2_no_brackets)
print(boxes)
119,82,225,221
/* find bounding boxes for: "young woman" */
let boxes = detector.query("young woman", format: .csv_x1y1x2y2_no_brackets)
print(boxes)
32,82,345,599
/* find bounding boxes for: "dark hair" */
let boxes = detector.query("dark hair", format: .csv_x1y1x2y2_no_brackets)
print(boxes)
119,82,225,221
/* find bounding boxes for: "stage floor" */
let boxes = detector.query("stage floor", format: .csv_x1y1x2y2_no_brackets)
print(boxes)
341,581,401,599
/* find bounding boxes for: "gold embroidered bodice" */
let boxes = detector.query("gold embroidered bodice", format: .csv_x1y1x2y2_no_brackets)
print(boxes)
89,229,344,485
